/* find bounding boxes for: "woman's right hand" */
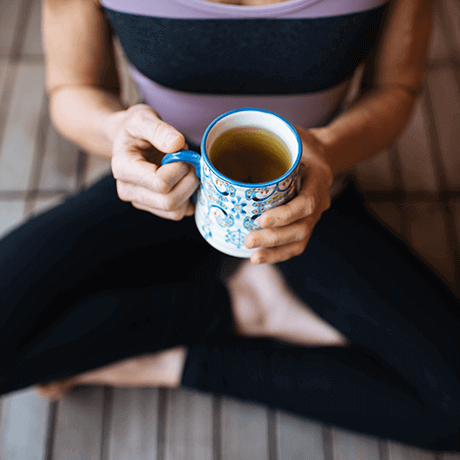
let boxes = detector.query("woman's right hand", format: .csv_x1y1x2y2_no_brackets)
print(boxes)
108,104,200,221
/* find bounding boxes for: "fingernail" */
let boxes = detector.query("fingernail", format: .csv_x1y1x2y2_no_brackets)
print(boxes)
166,133,179,148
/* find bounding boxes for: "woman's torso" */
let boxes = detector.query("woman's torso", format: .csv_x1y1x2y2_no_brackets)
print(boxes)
100,0,389,147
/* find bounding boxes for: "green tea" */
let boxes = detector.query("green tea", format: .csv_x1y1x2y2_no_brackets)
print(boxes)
208,126,292,184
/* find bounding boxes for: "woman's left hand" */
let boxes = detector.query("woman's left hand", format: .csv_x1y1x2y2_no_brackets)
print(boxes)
244,125,334,265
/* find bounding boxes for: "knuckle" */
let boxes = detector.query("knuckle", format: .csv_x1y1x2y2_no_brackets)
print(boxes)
128,109,146,128
170,211,184,221
285,208,297,224
267,230,280,247
131,202,144,211
296,241,307,255
152,120,174,142
111,157,123,178
298,194,311,211
161,194,176,211
300,224,309,240
129,105,153,121
116,181,130,201
155,177,171,194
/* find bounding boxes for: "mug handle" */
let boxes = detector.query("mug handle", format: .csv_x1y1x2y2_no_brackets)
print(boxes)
161,150,202,203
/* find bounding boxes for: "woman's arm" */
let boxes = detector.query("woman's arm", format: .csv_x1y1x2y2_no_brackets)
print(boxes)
309,0,434,176
42,0,199,220
42,0,124,157
246,0,435,264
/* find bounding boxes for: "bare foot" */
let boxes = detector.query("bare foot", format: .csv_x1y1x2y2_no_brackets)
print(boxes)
34,346,187,401
226,260,350,347
34,377,80,401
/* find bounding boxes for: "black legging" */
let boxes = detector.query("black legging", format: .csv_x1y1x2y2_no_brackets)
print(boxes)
0,173,459,452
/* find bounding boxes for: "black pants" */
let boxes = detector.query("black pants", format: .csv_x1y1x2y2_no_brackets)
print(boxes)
0,173,459,452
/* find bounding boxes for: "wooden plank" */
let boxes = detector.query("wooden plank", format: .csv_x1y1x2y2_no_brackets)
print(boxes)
388,441,436,460
52,386,105,460
0,0,24,56
21,0,43,58
0,200,25,238
82,155,112,189
396,96,438,193
221,396,269,460
426,68,460,189
331,427,381,460
30,194,67,217
0,388,50,460
276,411,324,460
0,61,9,101
108,387,159,460
428,6,451,63
405,201,455,289
352,149,394,192
367,201,403,237
0,62,46,191
165,387,213,460
440,0,460,57
39,119,79,192
0,62,16,152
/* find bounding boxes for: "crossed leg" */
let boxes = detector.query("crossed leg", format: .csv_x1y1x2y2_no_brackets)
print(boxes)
34,261,350,400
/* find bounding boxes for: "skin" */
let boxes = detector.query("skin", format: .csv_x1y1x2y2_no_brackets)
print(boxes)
42,0,434,265
34,0,435,399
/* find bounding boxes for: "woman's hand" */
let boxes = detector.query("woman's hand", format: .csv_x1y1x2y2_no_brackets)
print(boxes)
244,125,334,265
108,104,200,221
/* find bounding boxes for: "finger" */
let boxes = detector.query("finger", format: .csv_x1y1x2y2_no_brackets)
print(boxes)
118,167,199,213
259,193,314,228
250,240,308,265
156,162,197,194
158,167,200,211
113,152,191,195
245,218,309,250
184,200,196,216
124,105,187,154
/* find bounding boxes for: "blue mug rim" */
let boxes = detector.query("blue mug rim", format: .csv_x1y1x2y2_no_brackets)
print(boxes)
200,108,302,188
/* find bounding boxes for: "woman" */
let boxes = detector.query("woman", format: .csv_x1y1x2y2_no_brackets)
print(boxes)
1,0,459,452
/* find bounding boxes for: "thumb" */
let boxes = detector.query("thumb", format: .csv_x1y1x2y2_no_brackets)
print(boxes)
124,104,187,154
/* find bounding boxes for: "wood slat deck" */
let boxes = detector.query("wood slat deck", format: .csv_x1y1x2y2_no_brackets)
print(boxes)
0,0,460,458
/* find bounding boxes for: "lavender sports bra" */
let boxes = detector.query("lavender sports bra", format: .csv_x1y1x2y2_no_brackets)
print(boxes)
100,0,389,146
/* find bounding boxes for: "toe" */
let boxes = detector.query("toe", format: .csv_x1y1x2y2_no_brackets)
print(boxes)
34,380,76,401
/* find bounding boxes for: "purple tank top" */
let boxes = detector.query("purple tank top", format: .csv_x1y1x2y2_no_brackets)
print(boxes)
100,0,388,146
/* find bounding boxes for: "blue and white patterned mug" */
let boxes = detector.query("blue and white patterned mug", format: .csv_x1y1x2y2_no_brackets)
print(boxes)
162,108,302,258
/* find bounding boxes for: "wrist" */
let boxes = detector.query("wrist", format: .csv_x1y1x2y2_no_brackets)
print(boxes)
307,127,337,175
103,109,129,144
296,125,335,181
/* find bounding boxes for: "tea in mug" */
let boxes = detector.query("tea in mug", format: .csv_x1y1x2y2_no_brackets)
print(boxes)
208,126,292,184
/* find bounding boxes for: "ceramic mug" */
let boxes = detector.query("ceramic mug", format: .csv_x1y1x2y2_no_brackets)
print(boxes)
162,108,302,258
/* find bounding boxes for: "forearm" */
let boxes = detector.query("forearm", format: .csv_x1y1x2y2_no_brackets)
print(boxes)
48,85,126,158
311,86,417,176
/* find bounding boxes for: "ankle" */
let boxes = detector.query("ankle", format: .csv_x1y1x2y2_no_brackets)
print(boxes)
152,346,188,388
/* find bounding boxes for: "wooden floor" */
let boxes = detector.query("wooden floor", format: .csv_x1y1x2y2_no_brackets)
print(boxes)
0,0,460,458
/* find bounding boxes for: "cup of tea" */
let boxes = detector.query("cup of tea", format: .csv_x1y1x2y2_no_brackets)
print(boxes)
162,108,302,258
